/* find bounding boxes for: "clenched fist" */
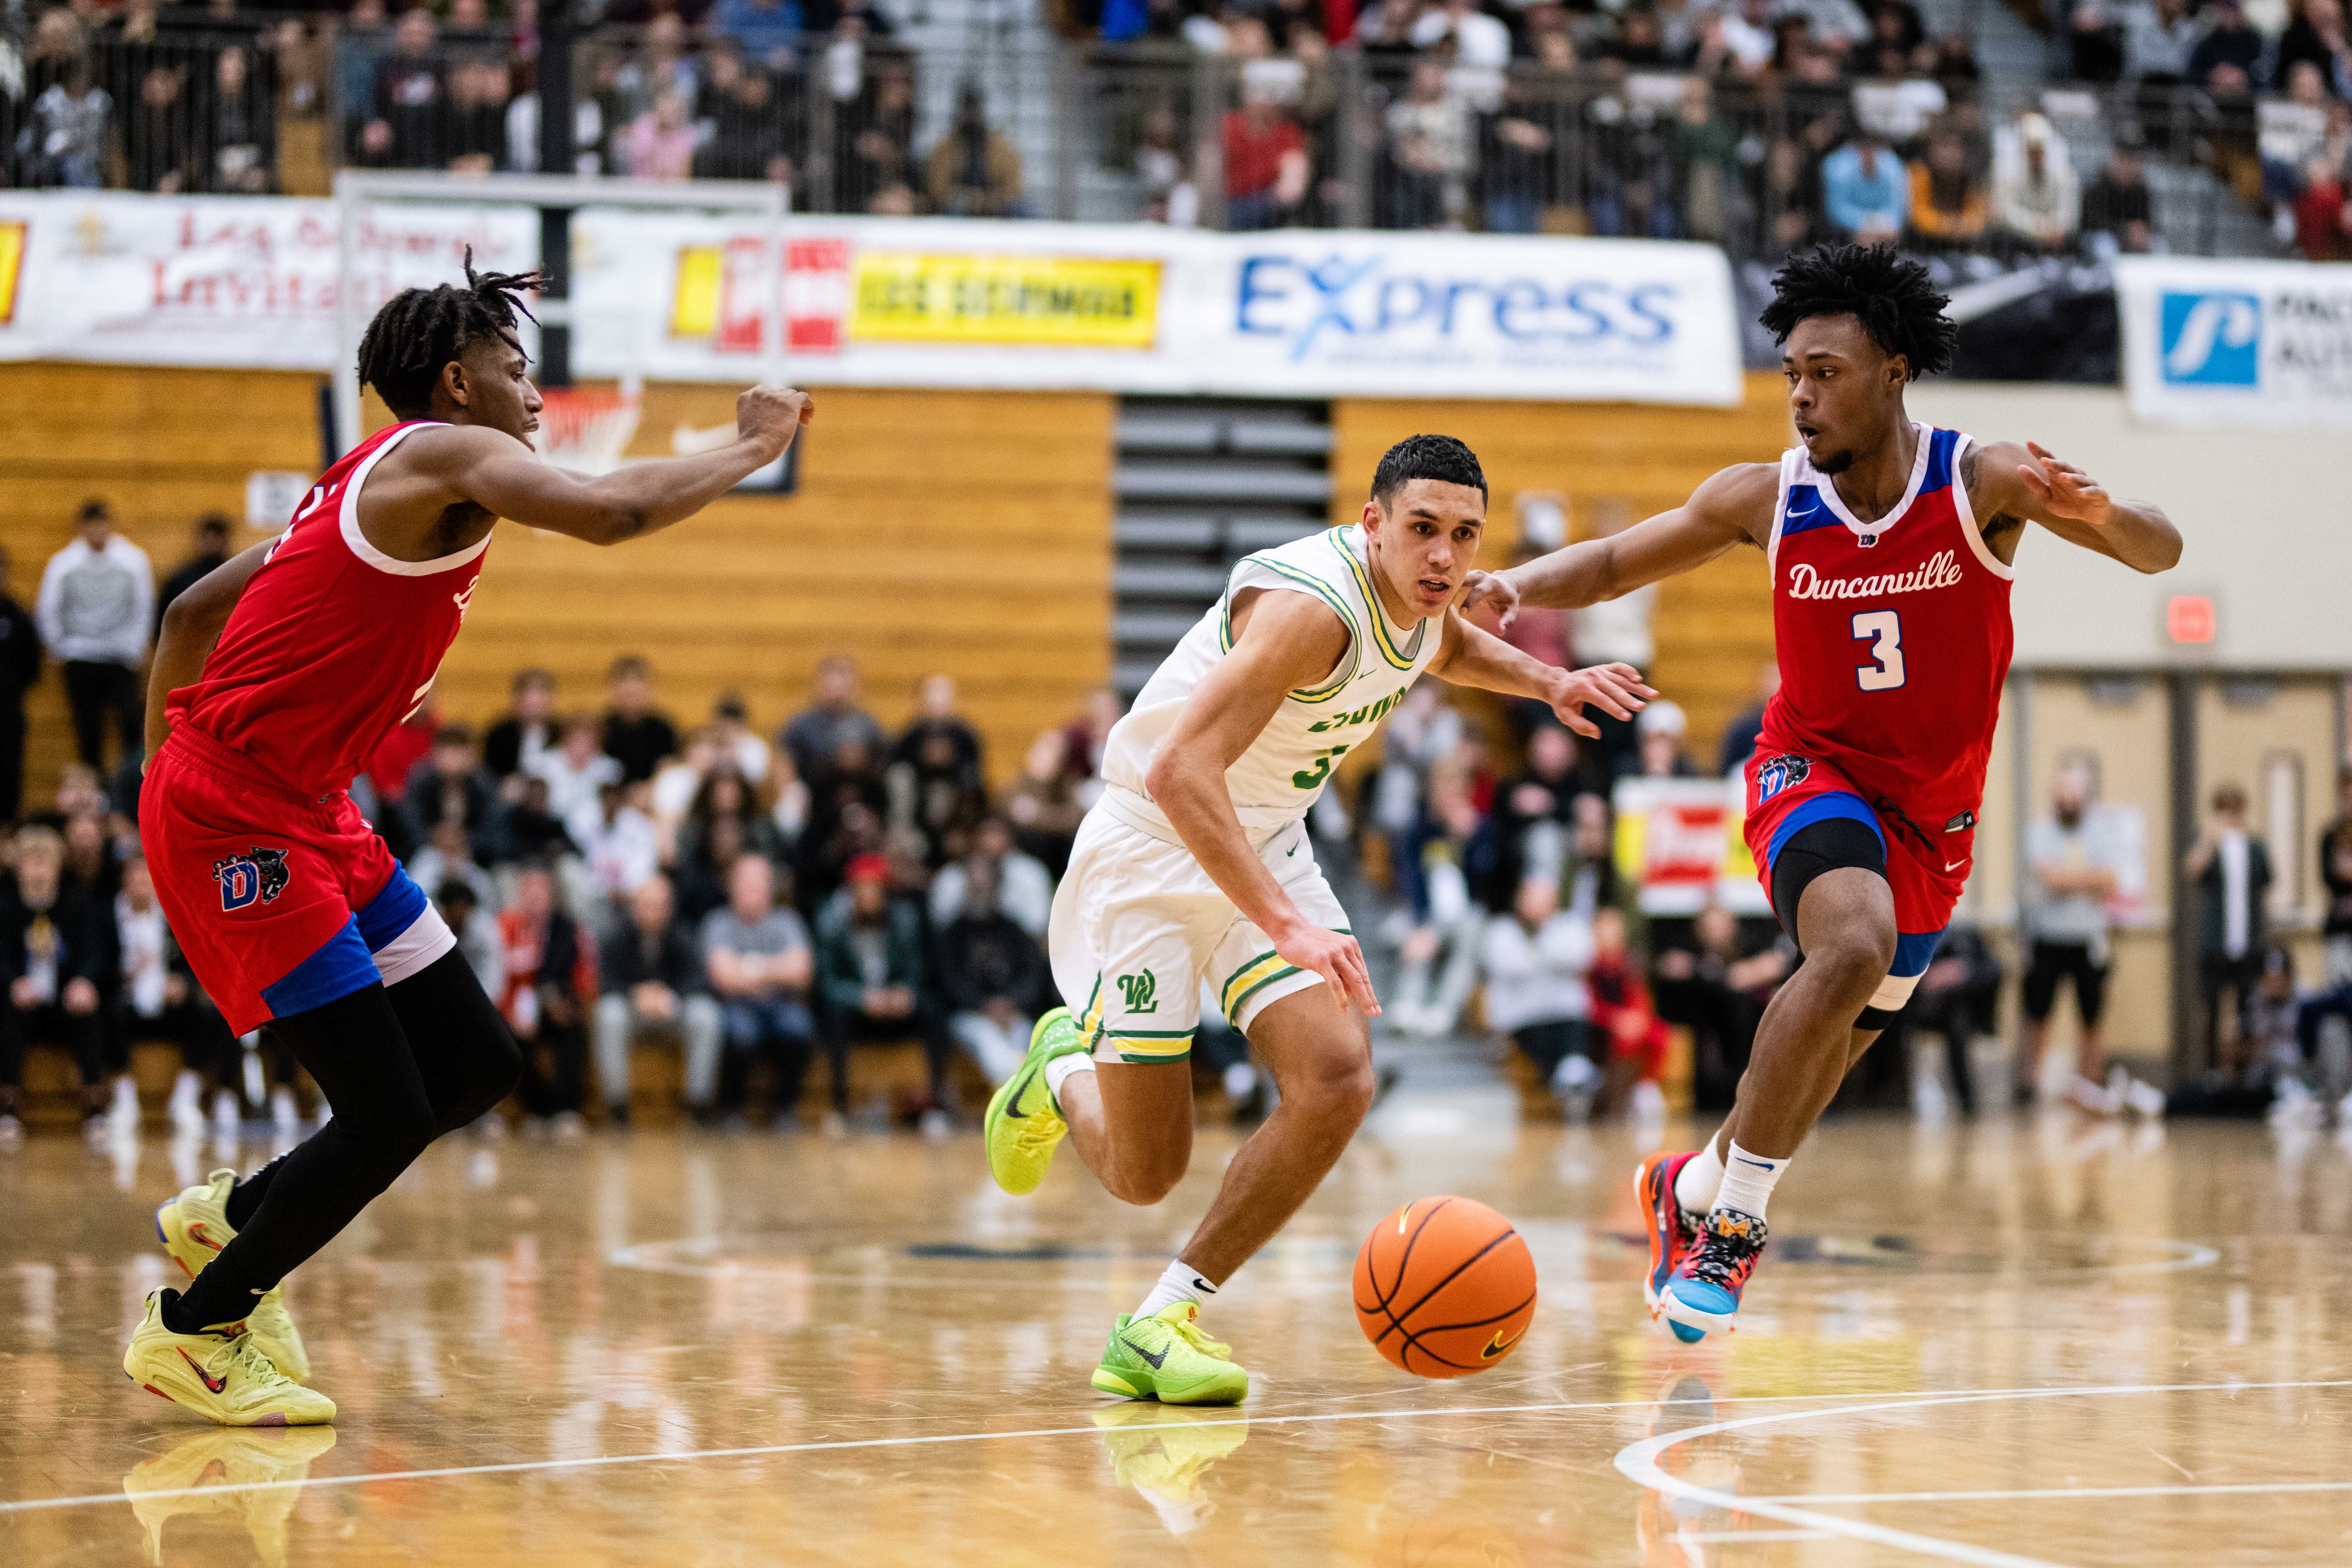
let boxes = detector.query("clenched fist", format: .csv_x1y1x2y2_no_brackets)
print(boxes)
738,384,815,456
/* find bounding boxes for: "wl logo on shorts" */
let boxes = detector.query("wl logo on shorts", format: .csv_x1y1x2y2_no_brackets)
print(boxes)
1755,753,1811,803
1115,971,1158,1014
213,847,290,911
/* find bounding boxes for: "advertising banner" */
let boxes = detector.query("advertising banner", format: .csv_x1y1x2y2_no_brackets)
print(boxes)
571,213,1742,404
0,191,1741,406
0,191,537,370
2116,254,2352,428
1610,777,1770,918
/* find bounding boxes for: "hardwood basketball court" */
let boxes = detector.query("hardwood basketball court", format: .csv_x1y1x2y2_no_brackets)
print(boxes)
2,1112,2342,1567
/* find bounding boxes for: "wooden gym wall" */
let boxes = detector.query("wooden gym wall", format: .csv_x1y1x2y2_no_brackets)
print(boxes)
0,365,1114,802
1331,373,1792,763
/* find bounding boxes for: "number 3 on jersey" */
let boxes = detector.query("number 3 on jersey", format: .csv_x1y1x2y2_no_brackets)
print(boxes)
1851,610,1905,691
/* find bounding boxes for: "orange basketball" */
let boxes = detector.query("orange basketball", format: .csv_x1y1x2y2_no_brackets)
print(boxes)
1353,1196,1538,1378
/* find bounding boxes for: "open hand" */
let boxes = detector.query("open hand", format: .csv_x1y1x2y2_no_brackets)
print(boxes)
2018,441,2111,525
1273,921,1380,1017
1547,663,1654,739
1459,569,1522,631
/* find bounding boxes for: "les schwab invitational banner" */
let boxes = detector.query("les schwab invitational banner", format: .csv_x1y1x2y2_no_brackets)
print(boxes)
0,191,1742,406
2116,254,2352,429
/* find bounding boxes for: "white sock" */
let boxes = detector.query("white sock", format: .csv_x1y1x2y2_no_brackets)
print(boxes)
1674,1131,1727,1216
1134,1257,1218,1321
1712,1141,1790,1222
1043,1051,1094,1106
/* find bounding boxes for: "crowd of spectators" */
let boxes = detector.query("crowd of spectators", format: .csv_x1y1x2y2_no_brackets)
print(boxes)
5,0,2346,260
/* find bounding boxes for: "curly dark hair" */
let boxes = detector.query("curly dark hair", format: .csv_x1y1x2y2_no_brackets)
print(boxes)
1370,433,1487,505
355,248,543,419
1758,243,1957,380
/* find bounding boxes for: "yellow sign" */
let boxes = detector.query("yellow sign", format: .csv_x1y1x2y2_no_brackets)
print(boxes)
0,222,26,326
848,252,1159,348
670,244,722,340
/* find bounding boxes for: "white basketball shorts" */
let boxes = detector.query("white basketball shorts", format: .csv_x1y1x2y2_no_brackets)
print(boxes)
1047,804,1349,1064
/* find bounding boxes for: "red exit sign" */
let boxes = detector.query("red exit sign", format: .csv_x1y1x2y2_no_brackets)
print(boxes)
2167,595,2216,645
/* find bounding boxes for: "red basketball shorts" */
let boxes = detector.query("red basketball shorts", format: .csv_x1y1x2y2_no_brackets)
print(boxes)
1740,743,1970,1013
140,727,454,1036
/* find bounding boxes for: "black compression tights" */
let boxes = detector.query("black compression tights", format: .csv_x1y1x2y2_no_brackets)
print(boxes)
170,950,522,1331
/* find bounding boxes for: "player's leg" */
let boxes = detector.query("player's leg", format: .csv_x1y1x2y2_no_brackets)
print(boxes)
1656,812,1894,1341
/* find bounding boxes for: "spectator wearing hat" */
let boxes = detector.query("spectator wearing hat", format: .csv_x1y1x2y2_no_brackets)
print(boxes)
594,873,723,1125
1629,700,1700,778
1993,112,2081,253
816,851,949,1134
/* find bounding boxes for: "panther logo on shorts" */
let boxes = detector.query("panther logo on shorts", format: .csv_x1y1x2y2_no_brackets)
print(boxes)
213,847,290,911
1756,753,1811,803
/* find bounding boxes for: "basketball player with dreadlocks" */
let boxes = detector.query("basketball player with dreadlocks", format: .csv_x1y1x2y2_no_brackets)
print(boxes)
1468,244,2181,1342
122,260,811,1424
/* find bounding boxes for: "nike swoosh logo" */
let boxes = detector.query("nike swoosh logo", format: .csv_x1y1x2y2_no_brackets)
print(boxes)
1733,1156,1776,1169
1945,860,1965,871
177,1348,227,1394
187,1221,224,1253
1480,1328,1524,1360
1286,842,1299,857
1001,1067,1038,1120
1120,1335,1168,1369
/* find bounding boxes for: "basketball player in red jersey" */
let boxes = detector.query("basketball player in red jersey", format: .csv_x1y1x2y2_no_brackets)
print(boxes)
1467,245,2181,1341
122,260,812,1424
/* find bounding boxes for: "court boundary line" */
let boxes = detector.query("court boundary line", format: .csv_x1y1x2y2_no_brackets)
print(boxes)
1611,1377,2352,1568
6,1376,2341,1519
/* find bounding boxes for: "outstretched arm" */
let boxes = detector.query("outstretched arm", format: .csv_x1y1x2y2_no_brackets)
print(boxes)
1143,590,1379,1016
1964,439,2181,573
144,538,276,764
1462,461,1777,628
1429,609,1655,739
403,385,814,547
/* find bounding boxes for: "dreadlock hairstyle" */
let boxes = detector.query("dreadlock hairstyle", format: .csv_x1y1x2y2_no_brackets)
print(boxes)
355,248,544,420
1757,243,1957,381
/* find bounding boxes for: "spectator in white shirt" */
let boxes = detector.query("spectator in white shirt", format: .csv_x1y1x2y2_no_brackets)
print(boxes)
929,815,1054,939
37,499,153,775
531,711,623,823
570,779,662,919
1482,876,1601,1118
1993,112,2081,252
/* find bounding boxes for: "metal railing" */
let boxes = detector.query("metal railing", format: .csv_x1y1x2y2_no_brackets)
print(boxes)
0,21,2292,263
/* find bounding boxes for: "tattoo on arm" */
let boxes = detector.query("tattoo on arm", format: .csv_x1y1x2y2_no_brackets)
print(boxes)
1960,445,2025,542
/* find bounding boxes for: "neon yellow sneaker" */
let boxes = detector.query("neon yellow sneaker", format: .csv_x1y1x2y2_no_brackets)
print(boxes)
123,1292,336,1427
157,1169,310,1383
984,1007,1090,1196
123,1426,339,1568
1093,1404,1250,1534
1092,1302,1250,1405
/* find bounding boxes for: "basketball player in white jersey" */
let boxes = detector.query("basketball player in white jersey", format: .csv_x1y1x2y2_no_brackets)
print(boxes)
982,435,1651,1403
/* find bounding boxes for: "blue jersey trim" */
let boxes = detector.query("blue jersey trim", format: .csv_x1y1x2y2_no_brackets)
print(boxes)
260,917,380,1019
1779,482,1842,541
1921,427,1957,494
1891,929,1948,979
1765,791,1886,866
354,865,428,953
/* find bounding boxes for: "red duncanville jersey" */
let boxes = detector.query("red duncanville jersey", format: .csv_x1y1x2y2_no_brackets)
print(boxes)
168,420,490,798
1757,423,2014,838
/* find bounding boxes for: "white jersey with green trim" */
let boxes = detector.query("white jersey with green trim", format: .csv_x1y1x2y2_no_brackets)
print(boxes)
1100,524,1445,837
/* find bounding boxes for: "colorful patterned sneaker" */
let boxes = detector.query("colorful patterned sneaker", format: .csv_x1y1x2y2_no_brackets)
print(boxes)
1635,1151,1707,1344
1657,1209,1769,1341
1092,1302,1250,1406
983,1008,1090,1197
123,1291,335,1427
158,1169,311,1383
123,1425,339,1567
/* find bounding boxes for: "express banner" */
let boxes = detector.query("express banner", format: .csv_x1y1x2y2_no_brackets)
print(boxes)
2117,254,2352,429
0,192,1740,406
